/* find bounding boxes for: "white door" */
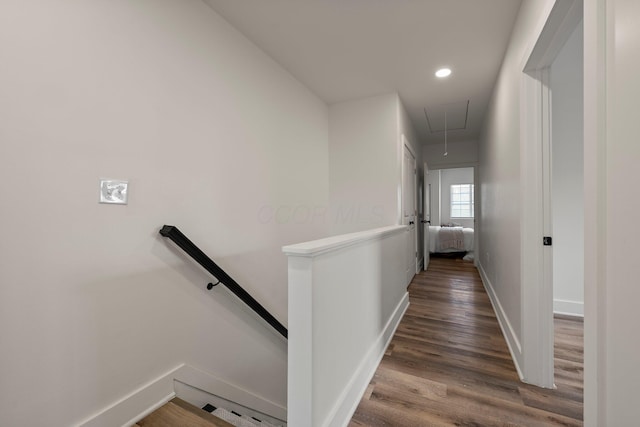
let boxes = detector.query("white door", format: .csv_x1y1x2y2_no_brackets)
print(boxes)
402,141,417,286
423,164,431,270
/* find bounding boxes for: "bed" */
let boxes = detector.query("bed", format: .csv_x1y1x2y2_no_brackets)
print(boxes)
429,226,474,258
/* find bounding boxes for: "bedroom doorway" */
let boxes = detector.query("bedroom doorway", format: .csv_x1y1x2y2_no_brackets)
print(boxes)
423,165,476,270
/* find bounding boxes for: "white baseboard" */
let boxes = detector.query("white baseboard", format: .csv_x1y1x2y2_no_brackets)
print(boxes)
76,363,286,427
554,299,584,317
174,365,287,423
477,262,524,381
77,364,183,427
323,292,410,427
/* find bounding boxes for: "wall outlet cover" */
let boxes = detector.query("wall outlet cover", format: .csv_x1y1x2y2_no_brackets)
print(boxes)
100,179,128,204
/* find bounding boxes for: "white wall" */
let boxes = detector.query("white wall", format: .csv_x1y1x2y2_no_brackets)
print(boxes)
440,167,475,228
477,0,557,371
329,94,399,235
398,98,423,169
0,1,330,425
328,93,421,235
423,140,478,169
601,0,640,423
398,99,424,265
551,22,584,316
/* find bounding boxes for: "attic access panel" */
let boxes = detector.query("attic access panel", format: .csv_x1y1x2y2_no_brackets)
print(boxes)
424,100,470,133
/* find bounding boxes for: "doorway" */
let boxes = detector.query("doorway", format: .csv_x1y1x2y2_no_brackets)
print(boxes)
423,166,476,270
521,0,583,389
550,21,584,319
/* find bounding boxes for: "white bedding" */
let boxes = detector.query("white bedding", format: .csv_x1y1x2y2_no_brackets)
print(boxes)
429,226,474,253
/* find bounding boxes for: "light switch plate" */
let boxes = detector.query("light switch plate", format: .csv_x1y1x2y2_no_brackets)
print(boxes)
99,179,128,205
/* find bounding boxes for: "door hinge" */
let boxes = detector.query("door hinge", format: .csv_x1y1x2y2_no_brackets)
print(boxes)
543,236,552,246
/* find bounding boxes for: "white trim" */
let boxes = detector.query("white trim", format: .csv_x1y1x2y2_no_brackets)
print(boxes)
477,262,524,380
322,292,409,427
520,66,553,388
554,299,585,317
77,364,183,427
403,136,419,282
541,65,556,387
76,363,287,427
523,0,584,71
175,365,287,422
583,0,607,424
282,225,405,257
122,393,175,427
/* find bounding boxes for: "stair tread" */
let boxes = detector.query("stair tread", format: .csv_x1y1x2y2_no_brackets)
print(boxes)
137,398,234,427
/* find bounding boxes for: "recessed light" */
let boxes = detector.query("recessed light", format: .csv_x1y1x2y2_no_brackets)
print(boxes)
435,68,452,78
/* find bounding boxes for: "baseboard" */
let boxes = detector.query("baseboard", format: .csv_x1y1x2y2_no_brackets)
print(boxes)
174,365,287,423
322,292,410,427
554,299,584,317
77,364,183,427
477,262,524,381
76,362,287,427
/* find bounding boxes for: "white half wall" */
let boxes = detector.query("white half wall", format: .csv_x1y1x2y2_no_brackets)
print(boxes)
0,1,330,425
551,21,584,317
284,226,409,427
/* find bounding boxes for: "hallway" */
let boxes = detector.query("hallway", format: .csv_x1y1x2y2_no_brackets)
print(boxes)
349,257,583,426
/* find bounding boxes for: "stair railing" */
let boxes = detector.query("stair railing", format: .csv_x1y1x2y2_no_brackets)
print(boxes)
159,225,288,339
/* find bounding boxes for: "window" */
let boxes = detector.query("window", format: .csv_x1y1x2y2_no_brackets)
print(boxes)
451,184,474,218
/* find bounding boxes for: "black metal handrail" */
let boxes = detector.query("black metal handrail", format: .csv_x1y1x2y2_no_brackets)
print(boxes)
159,225,288,339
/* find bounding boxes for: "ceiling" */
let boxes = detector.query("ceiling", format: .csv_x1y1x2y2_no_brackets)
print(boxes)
203,0,523,145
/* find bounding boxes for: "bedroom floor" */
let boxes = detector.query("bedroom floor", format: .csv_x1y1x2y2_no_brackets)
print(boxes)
349,257,584,426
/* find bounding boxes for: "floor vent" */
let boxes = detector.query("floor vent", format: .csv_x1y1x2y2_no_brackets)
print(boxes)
202,404,282,427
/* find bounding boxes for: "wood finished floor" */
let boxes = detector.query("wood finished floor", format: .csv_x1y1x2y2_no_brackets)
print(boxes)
135,398,234,427
350,257,584,427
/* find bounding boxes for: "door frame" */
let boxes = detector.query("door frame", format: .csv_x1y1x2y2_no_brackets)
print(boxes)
520,0,583,389
401,135,418,284
423,162,431,271
423,164,478,272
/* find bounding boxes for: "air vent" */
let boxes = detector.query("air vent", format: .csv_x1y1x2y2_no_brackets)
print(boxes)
424,100,469,133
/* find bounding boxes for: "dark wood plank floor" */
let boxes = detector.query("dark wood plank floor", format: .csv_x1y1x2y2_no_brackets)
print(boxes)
349,257,584,426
